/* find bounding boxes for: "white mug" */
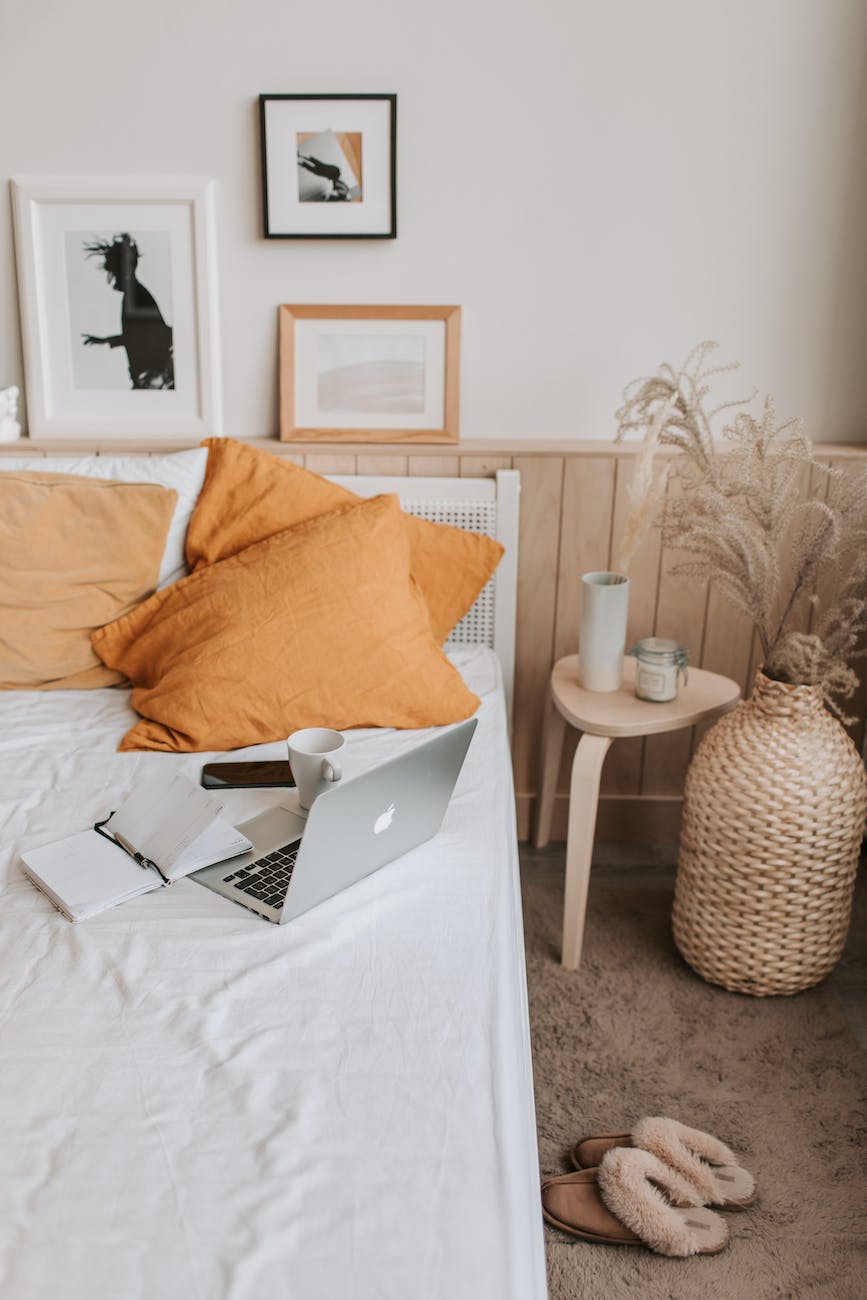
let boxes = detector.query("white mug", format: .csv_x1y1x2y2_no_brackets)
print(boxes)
287,727,345,809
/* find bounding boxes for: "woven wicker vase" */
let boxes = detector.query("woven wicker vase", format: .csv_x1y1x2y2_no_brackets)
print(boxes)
673,671,867,997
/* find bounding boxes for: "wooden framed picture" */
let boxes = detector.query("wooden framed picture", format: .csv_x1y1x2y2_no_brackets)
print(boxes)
260,94,397,239
11,174,222,441
279,304,460,443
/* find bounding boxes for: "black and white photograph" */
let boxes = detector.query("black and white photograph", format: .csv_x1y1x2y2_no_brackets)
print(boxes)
12,176,222,439
297,129,361,203
260,94,395,238
67,229,174,391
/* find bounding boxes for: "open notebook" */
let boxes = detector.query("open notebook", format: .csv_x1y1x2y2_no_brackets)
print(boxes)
19,770,252,921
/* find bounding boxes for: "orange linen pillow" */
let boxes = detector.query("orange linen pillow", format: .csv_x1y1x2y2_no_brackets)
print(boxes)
0,471,177,690
185,438,503,644
92,494,480,752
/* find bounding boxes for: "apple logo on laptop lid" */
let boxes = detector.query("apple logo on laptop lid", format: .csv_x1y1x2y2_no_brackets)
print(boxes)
374,803,395,835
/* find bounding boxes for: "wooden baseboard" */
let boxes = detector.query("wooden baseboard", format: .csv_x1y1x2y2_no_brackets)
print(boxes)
515,792,683,845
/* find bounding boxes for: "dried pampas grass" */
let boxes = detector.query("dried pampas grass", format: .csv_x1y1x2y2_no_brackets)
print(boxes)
615,344,867,719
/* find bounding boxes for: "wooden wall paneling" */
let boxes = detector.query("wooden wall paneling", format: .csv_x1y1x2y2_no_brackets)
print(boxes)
553,457,617,660
601,456,665,796
511,456,564,808
744,459,829,689
641,463,710,797
354,454,409,476
745,461,815,688
697,460,815,747
459,455,512,478
693,587,752,748
785,462,823,633
264,443,302,462
694,415,758,702
846,632,867,753
743,452,863,748
825,455,867,751
594,796,684,843
408,455,460,477
552,457,617,795
806,457,832,638
303,453,357,474
743,628,765,705
693,449,753,709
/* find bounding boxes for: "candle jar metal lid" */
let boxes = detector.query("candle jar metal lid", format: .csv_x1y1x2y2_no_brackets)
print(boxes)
628,637,689,702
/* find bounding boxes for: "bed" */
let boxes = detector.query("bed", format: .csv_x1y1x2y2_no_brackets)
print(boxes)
0,456,547,1299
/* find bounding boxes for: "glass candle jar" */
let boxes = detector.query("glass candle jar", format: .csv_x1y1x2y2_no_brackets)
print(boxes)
629,637,689,702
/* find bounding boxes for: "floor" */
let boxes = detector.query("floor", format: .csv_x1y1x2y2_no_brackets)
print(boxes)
519,839,867,1299
518,840,867,1055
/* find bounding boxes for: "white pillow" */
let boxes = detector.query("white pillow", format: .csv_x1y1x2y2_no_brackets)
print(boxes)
0,448,207,588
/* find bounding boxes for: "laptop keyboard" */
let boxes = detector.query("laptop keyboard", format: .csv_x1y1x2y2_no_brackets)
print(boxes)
222,841,300,910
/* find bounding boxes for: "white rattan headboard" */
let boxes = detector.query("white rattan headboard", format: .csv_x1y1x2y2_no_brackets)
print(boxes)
329,471,520,725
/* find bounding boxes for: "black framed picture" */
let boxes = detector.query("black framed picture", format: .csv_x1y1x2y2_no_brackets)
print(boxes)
259,94,397,239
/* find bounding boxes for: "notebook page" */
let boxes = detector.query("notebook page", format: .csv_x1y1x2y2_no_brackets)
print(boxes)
20,830,157,921
167,817,253,881
107,771,224,871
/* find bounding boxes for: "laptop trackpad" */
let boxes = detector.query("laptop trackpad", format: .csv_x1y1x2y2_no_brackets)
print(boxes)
238,804,307,857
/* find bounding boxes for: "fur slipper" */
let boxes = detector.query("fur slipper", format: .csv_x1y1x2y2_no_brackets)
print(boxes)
570,1116,756,1208
542,1149,729,1257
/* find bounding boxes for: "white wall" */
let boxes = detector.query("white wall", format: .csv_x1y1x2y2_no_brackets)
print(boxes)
2,0,866,441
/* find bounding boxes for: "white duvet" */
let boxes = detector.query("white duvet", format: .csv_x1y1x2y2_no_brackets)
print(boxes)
0,647,546,1300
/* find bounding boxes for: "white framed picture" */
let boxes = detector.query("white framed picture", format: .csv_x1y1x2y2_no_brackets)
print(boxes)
11,175,222,440
279,304,460,443
260,95,396,239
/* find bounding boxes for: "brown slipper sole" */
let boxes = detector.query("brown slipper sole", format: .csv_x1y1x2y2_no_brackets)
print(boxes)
543,1159,733,1258
542,1169,642,1247
541,1161,729,1257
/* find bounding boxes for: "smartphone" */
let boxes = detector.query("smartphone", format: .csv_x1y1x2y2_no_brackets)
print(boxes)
201,760,295,790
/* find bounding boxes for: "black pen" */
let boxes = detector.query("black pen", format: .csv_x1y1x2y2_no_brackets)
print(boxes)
113,831,172,885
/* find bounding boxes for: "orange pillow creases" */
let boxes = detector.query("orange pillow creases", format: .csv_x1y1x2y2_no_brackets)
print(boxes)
0,471,177,690
185,438,504,645
92,494,480,753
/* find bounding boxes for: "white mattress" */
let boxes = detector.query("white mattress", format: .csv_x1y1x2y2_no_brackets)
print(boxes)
0,646,546,1300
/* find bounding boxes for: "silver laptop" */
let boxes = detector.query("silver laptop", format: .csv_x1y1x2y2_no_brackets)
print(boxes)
192,718,477,924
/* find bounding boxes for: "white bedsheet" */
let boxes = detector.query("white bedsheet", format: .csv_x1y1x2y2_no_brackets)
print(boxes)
0,647,546,1300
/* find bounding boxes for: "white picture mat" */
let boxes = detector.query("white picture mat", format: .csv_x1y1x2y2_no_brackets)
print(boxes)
294,318,446,429
12,176,222,439
264,99,392,235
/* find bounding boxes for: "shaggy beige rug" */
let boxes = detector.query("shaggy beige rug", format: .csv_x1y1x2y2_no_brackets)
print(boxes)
521,864,867,1299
